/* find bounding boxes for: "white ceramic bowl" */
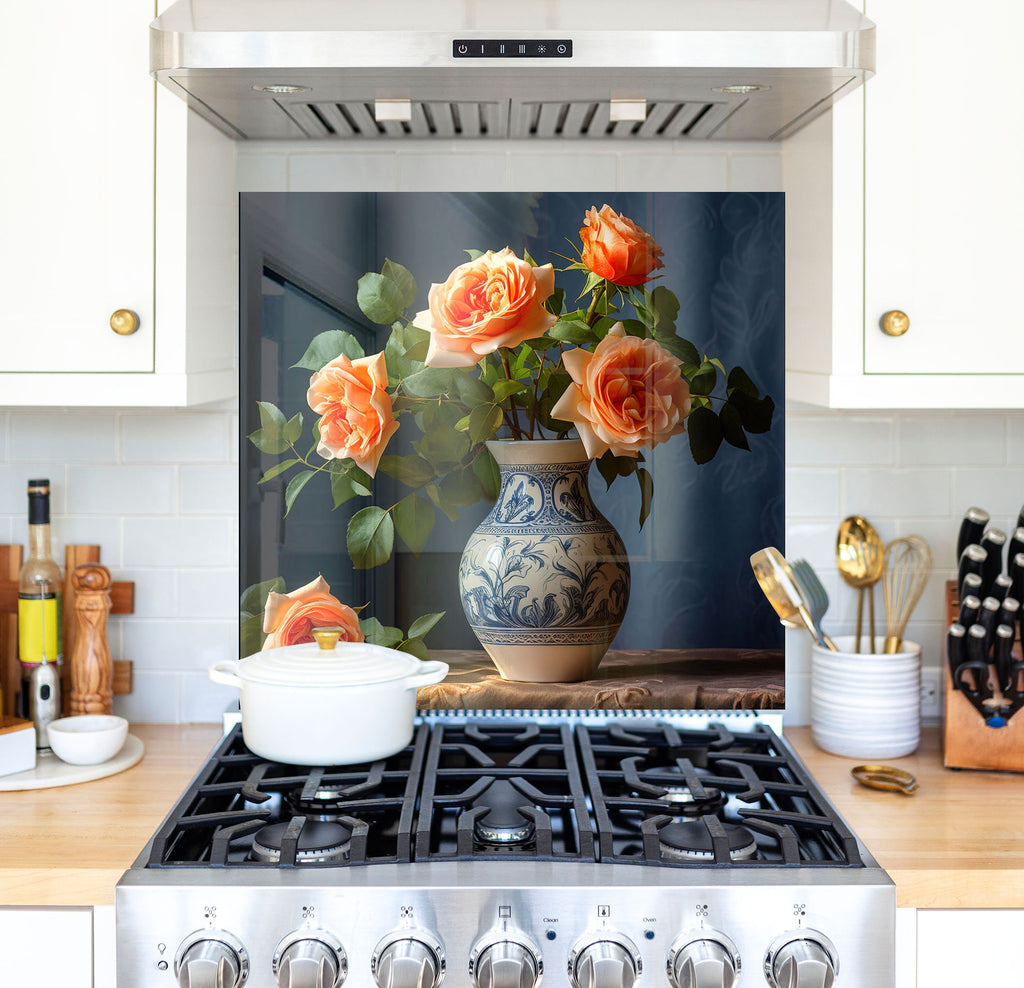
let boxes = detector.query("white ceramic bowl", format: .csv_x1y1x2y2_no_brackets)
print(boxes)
47,715,129,765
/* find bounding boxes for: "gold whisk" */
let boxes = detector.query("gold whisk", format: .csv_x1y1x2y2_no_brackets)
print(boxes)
882,535,933,654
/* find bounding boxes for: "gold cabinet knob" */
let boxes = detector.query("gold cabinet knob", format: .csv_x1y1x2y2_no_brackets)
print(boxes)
109,309,140,336
880,310,910,337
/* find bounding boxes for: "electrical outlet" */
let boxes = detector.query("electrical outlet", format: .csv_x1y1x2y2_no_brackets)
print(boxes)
920,667,942,720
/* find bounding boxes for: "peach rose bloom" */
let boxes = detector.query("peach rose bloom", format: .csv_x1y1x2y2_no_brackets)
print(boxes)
579,205,665,286
551,322,691,459
413,248,558,368
307,350,399,477
262,575,364,650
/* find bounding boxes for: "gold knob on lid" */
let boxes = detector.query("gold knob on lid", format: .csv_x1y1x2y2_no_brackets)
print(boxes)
109,309,140,336
311,627,343,650
880,310,910,337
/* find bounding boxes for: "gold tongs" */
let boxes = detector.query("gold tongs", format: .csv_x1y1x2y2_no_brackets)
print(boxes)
850,764,919,795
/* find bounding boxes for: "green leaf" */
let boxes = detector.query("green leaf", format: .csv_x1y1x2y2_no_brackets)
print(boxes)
550,319,598,344
492,379,530,402
456,374,493,404
284,411,303,446
720,400,751,450
689,359,719,397
403,339,430,363
291,329,365,371
359,616,404,648
726,365,759,398
464,248,484,260
239,576,285,618
596,450,619,490
407,610,445,640
579,269,605,297
397,637,431,661
249,401,290,454
239,612,266,658
543,286,565,316
650,285,680,331
731,391,776,434
258,400,287,435
393,494,435,553
330,469,361,507
381,258,417,309
357,271,407,325
687,406,724,465
347,506,395,569
377,454,435,487
284,470,316,515
350,480,372,496
652,331,700,366
440,467,484,508
469,403,503,444
402,367,457,398
413,427,471,469
636,466,654,530
454,414,472,432
258,458,300,484
472,450,501,500
425,482,460,522
617,319,648,338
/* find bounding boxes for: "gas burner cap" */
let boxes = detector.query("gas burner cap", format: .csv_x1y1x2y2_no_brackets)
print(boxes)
251,820,352,864
656,786,727,817
286,785,352,818
471,780,536,845
658,821,757,863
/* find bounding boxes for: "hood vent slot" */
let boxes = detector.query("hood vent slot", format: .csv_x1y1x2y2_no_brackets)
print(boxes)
279,98,737,140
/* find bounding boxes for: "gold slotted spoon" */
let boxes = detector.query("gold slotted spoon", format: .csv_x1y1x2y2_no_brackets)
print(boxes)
836,516,885,653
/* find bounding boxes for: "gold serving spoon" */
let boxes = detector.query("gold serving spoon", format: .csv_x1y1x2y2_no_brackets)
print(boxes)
836,516,886,653
750,547,839,651
851,764,919,795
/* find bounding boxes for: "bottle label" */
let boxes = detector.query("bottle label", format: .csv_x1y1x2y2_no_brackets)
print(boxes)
18,595,62,667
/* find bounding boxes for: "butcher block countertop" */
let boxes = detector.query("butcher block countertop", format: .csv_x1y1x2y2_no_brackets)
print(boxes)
0,724,1020,909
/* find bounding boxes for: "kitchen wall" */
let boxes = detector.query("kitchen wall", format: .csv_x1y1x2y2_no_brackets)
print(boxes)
3,140,1020,724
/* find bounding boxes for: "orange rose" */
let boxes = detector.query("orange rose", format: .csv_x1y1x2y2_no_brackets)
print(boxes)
262,575,364,650
307,350,399,477
579,205,665,286
551,322,691,459
413,248,558,368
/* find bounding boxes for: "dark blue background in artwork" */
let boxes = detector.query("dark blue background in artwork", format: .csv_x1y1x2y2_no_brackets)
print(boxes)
240,191,784,652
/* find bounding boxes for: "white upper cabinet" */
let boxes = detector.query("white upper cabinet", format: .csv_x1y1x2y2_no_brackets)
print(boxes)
0,0,236,407
784,0,1024,408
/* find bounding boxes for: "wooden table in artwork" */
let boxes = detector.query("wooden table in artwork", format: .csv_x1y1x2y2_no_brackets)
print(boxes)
417,648,785,710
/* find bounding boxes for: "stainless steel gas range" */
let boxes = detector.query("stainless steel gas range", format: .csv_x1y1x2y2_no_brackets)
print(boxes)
116,713,894,988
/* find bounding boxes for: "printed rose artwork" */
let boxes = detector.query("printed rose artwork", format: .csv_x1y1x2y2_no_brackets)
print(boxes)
307,351,399,477
245,201,774,652
413,247,558,368
579,204,665,286
261,575,363,650
551,322,692,460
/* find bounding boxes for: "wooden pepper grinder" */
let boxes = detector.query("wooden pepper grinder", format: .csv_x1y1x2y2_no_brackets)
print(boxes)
69,564,113,715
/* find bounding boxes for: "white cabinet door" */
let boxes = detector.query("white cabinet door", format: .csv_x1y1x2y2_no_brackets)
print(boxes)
0,0,154,374
0,907,94,987
917,910,1024,986
863,0,1024,377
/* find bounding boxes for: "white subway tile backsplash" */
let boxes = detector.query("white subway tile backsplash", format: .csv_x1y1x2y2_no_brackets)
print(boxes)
618,152,727,191
122,618,236,671
236,151,288,191
120,412,230,463
9,412,117,463
43,516,124,568
68,465,176,515
0,412,8,460
898,413,1006,466
1008,416,1024,465
179,671,239,724
842,468,951,518
397,152,508,191
113,671,181,724
728,154,783,190
508,151,617,191
178,568,239,619
785,468,839,517
124,518,235,568
786,415,893,466
0,464,67,514
117,568,179,619
289,152,398,191
784,521,843,570
950,467,1024,522
180,465,239,515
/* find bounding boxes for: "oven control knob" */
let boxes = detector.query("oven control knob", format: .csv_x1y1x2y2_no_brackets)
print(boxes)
175,930,249,988
273,931,347,988
764,931,838,988
568,934,642,988
470,934,543,988
668,932,740,988
372,931,445,988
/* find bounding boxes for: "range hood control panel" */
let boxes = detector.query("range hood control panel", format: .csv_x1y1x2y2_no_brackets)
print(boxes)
453,40,573,58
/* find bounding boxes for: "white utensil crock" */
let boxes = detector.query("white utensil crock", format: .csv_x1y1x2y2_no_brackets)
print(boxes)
209,639,448,765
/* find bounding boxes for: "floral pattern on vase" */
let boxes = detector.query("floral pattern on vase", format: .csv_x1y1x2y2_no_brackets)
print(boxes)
459,438,630,682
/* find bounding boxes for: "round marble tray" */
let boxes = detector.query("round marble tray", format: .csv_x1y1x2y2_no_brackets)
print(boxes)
0,733,144,791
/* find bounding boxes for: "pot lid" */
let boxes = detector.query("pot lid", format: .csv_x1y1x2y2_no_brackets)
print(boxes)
238,638,426,687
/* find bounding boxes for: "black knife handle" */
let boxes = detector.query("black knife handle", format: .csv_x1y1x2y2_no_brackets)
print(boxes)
960,572,984,603
978,596,1002,651
980,529,1007,589
1017,504,1024,534
957,507,990,562
964,624,993,698
946,623,966,689
958,545,988,599
994,624,1016,695
1011,552,1024,604
1008,527,1024,569
998,596,1020,632
958,594,982,629
989,574,1014,603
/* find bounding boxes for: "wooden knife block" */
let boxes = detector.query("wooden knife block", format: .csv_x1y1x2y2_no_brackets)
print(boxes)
0,544,134,718
943,580,1024,772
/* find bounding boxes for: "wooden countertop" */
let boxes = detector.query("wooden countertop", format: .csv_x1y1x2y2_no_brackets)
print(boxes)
0,725,1020,909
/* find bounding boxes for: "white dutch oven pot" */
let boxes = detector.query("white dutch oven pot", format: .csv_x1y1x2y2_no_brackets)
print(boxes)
209,628,448,765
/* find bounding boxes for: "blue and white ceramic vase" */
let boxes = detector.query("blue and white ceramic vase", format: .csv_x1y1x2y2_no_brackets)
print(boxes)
459,438,631,682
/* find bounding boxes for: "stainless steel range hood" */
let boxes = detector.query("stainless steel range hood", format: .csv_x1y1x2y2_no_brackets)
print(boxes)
151,0,874,142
